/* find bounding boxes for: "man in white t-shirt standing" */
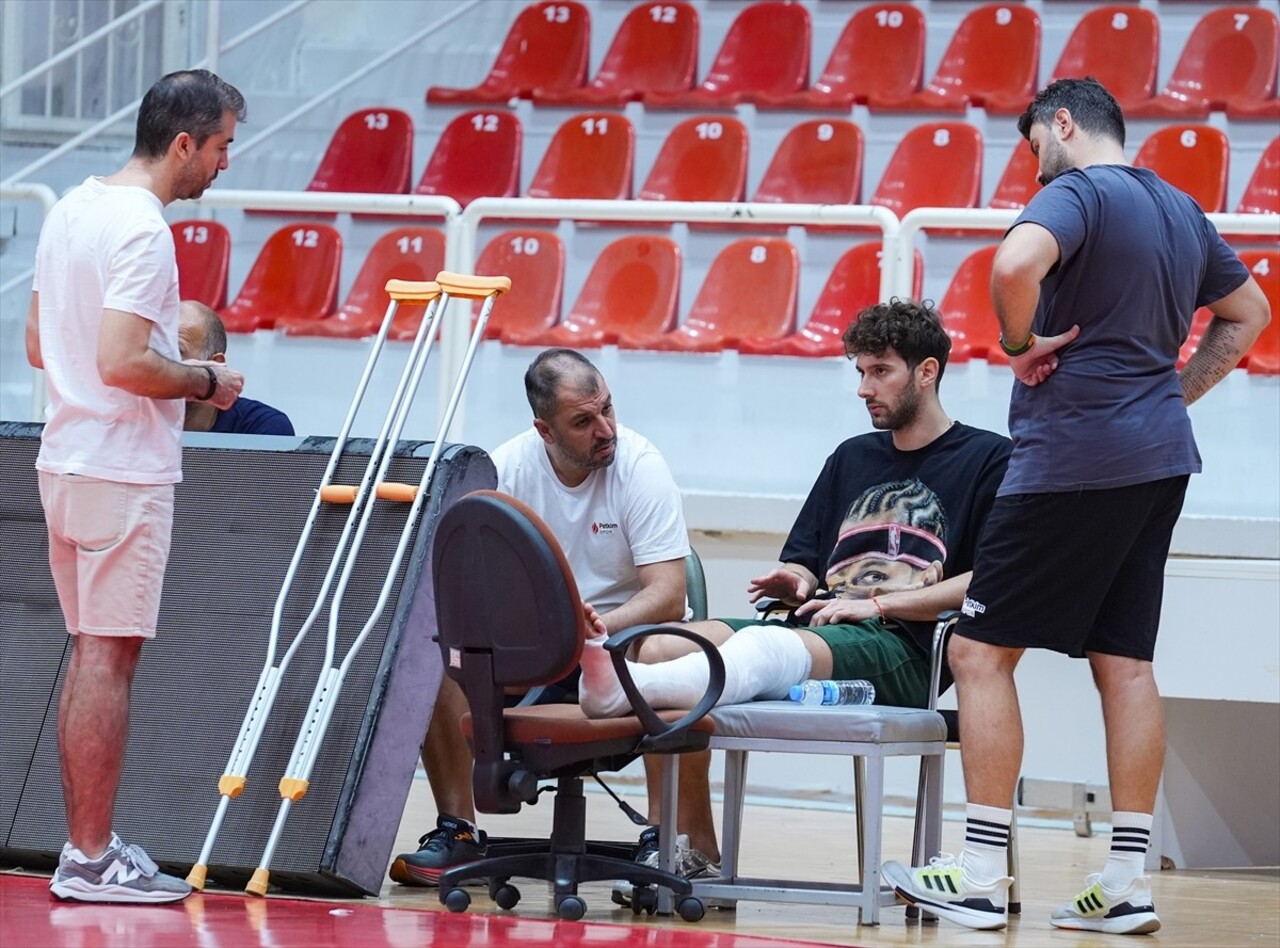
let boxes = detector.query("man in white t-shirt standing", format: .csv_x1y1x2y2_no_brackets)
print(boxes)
25,69,246,904
391,349,717,891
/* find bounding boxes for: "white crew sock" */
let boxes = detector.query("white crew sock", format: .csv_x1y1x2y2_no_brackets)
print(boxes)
960,802,1014,885
579,624,813,719
1099,811,1153,891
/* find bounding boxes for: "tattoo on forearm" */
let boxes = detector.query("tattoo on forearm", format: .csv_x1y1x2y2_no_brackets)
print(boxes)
1180,320,1250,405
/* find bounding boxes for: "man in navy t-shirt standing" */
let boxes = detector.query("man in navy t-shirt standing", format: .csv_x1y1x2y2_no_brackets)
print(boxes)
884,78,1271,935
179,301,294,435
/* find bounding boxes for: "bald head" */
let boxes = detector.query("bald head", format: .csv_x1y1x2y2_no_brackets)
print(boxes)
178,300,227,362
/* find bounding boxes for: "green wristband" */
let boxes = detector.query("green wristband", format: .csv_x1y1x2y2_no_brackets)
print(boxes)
999,332,1036,357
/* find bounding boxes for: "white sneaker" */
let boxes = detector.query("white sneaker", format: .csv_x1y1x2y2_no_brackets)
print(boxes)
881,854,1011,930
611,828,723,908
1051,873,1161,934
49,835,192,904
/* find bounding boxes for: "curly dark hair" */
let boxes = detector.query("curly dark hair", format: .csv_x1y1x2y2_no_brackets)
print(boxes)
1017,77,1124,147
841,297,951,386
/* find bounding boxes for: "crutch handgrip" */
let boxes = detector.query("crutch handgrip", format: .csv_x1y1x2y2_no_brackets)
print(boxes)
246,868,270,897
186,864,208,890
218,775,247,798
319,485,358,504
375,482,418,502
279,776,309,801
384,279,441,302
434,271,511,298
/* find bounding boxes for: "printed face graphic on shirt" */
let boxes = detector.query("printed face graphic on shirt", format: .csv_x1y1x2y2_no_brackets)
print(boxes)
825,479,947,599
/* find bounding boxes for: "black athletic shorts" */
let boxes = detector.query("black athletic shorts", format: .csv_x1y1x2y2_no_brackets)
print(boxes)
956,475,1189,660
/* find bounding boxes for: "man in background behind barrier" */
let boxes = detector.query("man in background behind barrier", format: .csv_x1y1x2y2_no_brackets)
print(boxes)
26,69,246,904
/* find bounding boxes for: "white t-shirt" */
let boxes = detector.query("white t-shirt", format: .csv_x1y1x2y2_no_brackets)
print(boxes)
34,177,183,484
491,424,689,614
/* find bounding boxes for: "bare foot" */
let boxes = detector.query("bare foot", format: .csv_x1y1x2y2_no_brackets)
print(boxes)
577,625,631,719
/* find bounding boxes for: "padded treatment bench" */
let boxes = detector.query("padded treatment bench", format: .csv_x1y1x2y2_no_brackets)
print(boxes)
661,701,947,925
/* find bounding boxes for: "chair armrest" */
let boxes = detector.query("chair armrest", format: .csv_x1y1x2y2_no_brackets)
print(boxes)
929,611,962,712
603,624,725,752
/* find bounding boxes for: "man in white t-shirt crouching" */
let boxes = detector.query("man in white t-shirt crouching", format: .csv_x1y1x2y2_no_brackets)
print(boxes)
391,349,720,893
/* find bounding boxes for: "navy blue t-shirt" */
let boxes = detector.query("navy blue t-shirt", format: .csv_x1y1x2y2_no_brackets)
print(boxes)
1001,165,1249,494
211,397,294,435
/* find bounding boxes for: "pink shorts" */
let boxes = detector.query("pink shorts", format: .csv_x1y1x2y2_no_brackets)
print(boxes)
38,471,175,638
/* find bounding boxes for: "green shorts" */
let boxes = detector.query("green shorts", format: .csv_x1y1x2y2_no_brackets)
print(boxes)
718,617,931,708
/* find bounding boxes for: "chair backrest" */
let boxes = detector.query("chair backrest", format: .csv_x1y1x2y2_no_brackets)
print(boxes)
1242,250,1280,373
414,110,522,208
806,243,923,335
565,234,681,338
988,141,1042,210
753,119,864,205
171,220,230,310
685,548,708,622
219,223,341,331
1159,6,1279,109
870,122,983,218
306,108,413,195
924,4,1039,107
810,3,924,102
527,113,635,200
1237,136,1280,215
684,238,798,342
474,230,565,338
1134,125,1230,213
433,490,585,694
586,1,698,97
1049,6,1159,107
693,0,809,99
430,0,590,100
337,227,446,328
638,115,748,202
939,245,1002,363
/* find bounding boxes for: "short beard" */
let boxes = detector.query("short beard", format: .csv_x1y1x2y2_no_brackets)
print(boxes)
870,384,920,431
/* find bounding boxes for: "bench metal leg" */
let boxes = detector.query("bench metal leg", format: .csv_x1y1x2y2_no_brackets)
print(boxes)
719,749,748,880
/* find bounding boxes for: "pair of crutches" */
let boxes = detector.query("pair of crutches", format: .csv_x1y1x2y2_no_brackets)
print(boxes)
186,272,510,896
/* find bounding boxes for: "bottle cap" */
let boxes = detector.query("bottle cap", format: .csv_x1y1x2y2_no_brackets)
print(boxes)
788,685,803,702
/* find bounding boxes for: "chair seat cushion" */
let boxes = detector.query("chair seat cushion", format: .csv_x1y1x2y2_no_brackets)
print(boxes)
462,704,716,745
708,701,946,743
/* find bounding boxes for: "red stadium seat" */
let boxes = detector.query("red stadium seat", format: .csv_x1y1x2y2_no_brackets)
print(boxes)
619,238,798,352
414,110,522,209
219,224,341,333
988,141,1042,210
1133,125,1230,213
283,228,445,339
757,3,924,111
753,119,864,206
504,235,681,347
1127,6,1279,119
171,220,230,311
869,122,983,220
463,230,565,342
738,244,924,357
867,4,1039,114
644,1,809,109
638,115,748,203
1177,307,1214,369
532,2,698,106
1237,137,1280,215
527,113,634,200
939,246,1008,365
306,108,413,196
426,1,590,104
1029,6,1159,112
1243,250,1279,374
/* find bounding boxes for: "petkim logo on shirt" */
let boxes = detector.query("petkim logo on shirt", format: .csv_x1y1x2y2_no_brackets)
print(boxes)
591,521,619,535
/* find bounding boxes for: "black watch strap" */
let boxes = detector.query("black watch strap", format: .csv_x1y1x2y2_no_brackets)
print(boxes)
197,365,218,401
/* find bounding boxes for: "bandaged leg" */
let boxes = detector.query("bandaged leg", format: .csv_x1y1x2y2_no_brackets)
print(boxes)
579,625,814,719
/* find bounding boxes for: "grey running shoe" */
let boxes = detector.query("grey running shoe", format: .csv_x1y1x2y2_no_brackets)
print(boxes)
1051,873,1161,934
49,835,192,904
611,827,722,907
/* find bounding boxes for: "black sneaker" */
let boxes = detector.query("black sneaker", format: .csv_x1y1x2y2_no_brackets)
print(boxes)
611,827,724,908
388,815,487,887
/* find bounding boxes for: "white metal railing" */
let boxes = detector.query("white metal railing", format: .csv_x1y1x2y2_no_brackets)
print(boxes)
1,184,59,419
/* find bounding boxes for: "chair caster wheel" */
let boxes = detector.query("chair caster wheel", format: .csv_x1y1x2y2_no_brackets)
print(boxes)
493,883,520,910
677,896,705,922
557,895,586,921
630,886,657,916
443,888,470,913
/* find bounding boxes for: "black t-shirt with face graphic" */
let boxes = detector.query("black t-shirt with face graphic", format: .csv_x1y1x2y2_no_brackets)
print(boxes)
780,423,1012,653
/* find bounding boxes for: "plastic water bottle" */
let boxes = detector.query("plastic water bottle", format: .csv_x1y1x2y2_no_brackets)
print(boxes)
788,679,876,706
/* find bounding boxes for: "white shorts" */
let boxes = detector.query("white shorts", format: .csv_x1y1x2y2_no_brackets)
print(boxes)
38,471,175,638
